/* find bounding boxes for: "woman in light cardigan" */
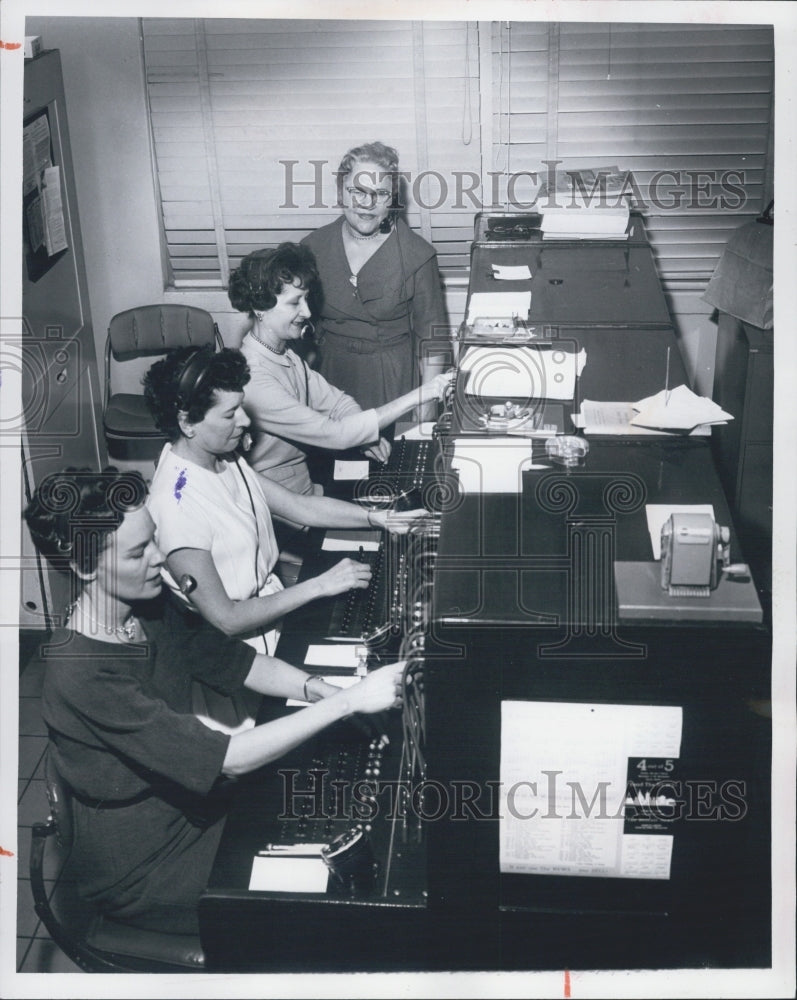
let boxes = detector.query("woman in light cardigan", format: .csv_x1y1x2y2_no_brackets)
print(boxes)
230,242,451,496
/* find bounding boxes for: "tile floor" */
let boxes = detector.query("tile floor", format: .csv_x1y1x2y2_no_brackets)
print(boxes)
17,633,82,973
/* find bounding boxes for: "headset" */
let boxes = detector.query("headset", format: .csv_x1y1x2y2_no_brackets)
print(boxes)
175,346,214,411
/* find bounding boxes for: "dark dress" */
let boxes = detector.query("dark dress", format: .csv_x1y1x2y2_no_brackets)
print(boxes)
301,217,448,410
39,596,256,935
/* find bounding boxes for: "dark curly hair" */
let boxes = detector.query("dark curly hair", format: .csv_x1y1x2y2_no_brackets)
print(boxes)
227,243,319,316
24,467,148,580
143,346,250,441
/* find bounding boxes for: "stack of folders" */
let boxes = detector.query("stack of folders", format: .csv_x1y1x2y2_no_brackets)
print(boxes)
539,166,631,240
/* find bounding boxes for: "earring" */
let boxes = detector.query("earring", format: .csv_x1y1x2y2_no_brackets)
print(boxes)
254,311,264,322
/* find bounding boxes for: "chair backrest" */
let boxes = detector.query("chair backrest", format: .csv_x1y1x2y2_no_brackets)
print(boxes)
105,303,223,403
108,304,220,361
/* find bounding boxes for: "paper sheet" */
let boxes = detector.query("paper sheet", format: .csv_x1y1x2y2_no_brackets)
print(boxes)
304,644,368,666
42,166,68,255
249,856,329,893
645,504,716,560
322,530,380,552
450,438,547,494
500,701,682,879
572,400,711,437
631,385,733,431
491,264,532,280
334,459,370,481
460,345,586,401
466,291,532,324
23,114,52,196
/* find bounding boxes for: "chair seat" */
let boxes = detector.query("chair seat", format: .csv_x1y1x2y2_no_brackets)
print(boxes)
86,915,205,970
104,394,165,439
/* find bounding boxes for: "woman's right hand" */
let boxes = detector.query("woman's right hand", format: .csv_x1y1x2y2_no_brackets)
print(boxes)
419,369,456,404
314,557,372,597
347,661,406,714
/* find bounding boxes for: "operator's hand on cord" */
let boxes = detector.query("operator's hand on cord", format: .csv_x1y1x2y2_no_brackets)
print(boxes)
367,508,431,535
348,661,406,714
362,436,392,464
419,369,456,404
313,557,371,598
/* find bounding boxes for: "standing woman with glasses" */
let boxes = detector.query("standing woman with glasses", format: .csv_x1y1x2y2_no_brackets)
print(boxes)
301,141,449,412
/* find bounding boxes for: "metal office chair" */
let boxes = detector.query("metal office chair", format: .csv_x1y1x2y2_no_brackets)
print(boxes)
103,303,223,448
30,751,205,973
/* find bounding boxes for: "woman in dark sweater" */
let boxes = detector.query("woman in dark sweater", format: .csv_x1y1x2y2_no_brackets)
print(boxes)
25,466,404,935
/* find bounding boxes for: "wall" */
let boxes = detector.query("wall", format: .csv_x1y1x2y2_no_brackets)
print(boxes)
666,290,718,398
26,17,716,394
26,16,165,379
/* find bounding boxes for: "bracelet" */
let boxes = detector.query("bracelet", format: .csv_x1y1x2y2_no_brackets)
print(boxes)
367,509,378,528
303,675,316,703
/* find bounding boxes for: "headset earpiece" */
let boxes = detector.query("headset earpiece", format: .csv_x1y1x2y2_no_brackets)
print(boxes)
176,348,213,411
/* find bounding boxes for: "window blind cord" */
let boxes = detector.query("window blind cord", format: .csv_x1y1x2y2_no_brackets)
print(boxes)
462,22,473,146
503,21,513,211
495,20,506,176
607,24,613,81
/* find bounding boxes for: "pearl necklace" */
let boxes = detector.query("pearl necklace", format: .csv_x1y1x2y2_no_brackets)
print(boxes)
250,325,286,355
67,599,139,643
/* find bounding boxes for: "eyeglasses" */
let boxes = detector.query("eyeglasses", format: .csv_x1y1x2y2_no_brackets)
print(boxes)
345,185,392,207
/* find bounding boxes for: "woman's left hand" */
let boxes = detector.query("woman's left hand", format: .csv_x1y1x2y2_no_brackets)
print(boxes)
369,508,431,535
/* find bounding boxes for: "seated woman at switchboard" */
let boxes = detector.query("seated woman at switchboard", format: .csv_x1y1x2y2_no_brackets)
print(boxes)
228,242,453,496
24,466,405,936
143,345,426,654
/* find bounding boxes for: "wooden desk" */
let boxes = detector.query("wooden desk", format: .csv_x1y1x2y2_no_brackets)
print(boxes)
199,217,771,974
468,241,671,327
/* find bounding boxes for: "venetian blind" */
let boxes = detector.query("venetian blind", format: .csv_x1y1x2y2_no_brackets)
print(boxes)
495,21,774,289
142,18,481,287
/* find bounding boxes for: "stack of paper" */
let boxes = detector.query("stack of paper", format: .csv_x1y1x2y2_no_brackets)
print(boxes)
541,204,629,240
630,385,733,432
572,401,710,437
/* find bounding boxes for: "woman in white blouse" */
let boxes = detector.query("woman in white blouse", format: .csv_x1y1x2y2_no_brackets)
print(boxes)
144,346,421,664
